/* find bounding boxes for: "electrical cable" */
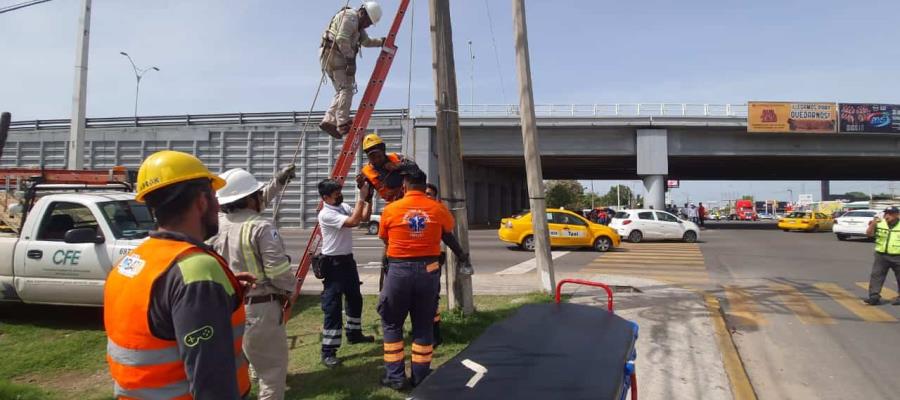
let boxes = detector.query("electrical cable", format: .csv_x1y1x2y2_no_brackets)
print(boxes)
0,0,54,15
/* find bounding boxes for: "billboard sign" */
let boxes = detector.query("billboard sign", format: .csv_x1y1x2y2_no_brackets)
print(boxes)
748,102,837,133
839,103,900,133
666,179,680,189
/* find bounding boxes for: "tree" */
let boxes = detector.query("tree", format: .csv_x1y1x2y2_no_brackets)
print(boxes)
837,191,869,201
595,185,634,208
545,180,584,210
741,195,754,201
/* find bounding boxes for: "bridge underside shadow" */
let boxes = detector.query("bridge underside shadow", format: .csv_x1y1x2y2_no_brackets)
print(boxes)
465,155,900,181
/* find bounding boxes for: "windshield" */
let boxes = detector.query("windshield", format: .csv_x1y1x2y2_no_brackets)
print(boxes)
786,212,810,218
843,211,876,218
98,201,156,239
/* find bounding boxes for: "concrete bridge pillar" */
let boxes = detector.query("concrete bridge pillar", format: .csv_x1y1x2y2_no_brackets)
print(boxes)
643,175,666,210
636,129,669,210
821,180,831,201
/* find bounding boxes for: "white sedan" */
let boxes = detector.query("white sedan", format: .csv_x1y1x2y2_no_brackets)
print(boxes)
834,209,881,241
609,209,701,243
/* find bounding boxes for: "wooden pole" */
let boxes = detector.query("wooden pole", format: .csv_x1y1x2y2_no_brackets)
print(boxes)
429,0,475,314
512,0,555,293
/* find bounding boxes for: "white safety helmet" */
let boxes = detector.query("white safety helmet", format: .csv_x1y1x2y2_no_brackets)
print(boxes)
362,1,382,25
216,168,265,206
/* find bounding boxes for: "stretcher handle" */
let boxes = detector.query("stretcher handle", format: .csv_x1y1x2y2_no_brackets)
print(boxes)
554,278,614,311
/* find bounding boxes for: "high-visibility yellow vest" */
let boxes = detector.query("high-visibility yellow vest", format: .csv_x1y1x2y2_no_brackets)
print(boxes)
874,220,900,255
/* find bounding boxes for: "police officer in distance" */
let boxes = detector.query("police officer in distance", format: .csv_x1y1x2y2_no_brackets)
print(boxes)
864,206,900,306
377,167,470,390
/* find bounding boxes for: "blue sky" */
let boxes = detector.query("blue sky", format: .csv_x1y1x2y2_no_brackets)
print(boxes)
2,0,899,203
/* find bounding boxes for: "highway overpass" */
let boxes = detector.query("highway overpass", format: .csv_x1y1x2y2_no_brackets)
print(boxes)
4,104,899,227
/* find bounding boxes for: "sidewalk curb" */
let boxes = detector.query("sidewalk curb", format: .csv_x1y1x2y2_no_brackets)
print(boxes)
704,294,758,400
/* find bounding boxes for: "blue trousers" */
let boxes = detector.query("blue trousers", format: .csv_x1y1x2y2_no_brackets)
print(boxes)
378,260,440,385
320,254,363,357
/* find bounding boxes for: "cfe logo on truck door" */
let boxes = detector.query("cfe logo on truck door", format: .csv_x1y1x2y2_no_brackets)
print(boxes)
52,250,82,265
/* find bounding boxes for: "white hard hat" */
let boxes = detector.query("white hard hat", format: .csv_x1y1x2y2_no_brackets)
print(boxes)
216,168,265,205
362,1,382,25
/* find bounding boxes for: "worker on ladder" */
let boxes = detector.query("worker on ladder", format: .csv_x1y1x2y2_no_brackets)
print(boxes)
355,133,413,203
319,2,386,140
208,166,296,400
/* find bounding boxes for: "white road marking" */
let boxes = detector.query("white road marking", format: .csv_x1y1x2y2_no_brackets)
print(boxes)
495,251,569,275
462,359,487,388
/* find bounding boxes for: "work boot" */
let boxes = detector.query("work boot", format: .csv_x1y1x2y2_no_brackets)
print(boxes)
863,296,882,306
893,297,900,306
319,121,341,140
346,331,375,344
337,119,353,137
380,377,410,391
321,354,341,369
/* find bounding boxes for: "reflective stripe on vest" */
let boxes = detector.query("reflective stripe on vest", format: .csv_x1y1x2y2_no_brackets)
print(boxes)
240,215,261,277
114,380,191,400
362,153,403,201
874,220,900,254
104,237,250,398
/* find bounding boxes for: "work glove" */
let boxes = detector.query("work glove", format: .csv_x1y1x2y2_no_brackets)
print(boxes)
378,37,387,47
355,173,368,189
345,58,357,76
277,164,296,185
358,181,373,202
457,253,474,275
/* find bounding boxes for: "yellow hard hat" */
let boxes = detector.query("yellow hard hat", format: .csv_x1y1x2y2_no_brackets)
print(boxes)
135,150,226,203
362,133,384,152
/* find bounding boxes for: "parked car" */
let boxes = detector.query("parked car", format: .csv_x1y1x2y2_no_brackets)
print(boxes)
834,209,882,241
608,209,701,243
498,208,620,252
365,214,381,235
777,211,834,232
757,212,776,220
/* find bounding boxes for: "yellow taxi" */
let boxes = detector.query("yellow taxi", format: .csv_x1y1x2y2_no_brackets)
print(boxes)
777,211,834,232
498,208,621,252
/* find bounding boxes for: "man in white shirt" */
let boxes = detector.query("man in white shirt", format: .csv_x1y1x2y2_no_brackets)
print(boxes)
317,178,375,368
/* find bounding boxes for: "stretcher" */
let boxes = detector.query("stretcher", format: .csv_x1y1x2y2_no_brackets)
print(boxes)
411,279,639,400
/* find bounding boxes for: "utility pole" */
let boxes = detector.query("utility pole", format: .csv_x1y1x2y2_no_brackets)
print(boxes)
467,40,475,108
68,0,91,170
512,0,554,293
617,184,621,209
0,112,10,157
429,0,475,314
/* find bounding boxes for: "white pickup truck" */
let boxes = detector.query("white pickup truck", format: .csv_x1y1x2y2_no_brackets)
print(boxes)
0,192,154,306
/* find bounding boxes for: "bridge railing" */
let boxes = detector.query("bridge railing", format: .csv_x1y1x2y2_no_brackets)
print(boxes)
8,109,410,131
415,103,748,118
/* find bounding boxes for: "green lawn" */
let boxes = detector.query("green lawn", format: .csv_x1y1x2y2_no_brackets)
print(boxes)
0,293,552,400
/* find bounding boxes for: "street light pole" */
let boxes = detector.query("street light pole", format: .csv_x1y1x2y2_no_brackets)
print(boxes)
120,52,159,120
68,0,91,170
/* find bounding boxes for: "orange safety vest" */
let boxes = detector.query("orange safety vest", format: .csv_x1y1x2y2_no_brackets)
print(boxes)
104,237,250,400
362,153,404,202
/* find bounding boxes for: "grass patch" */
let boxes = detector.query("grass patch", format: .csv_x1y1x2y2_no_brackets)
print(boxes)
0,293,552,400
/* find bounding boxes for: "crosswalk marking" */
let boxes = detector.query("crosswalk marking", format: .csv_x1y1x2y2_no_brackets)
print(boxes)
854,282,900,299
769,283,835,325
813,283,897,323
582,241,710,286
495,251,569,275
724,286,768,327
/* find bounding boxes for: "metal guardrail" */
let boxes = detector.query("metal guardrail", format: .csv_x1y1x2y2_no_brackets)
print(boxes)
9,109,410,131
415,103,749,118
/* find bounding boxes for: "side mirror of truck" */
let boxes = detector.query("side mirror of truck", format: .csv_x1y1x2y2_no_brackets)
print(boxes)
64,228,104,244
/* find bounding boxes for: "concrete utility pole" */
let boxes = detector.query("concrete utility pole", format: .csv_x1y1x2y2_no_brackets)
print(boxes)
429,0,475,314
68,0,91,170
0,112,10,157
512,0,555,293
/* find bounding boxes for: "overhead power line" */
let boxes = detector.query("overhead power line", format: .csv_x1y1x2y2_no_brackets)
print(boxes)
0,0,54,14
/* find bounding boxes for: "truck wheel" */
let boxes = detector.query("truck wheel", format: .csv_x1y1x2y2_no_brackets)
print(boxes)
628,230,643,243
520,235,535,251
682,231,698,243
593,237,612,252
367,222,379,235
